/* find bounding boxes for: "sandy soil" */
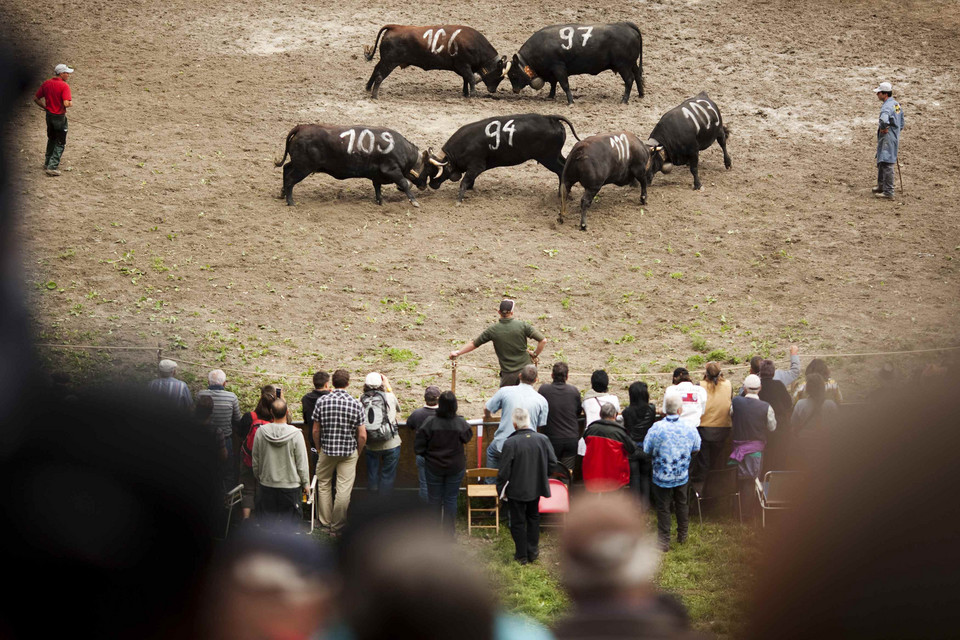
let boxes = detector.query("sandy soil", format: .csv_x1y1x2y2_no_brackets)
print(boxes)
7,0,960,411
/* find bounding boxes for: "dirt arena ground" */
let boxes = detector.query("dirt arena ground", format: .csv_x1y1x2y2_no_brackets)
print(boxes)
7,0,960,410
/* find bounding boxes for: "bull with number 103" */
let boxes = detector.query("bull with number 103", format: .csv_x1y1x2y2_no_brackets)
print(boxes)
364,24,506,98
646,91,732,191
275,124,430,207
506,22,644,105
424,113,581,203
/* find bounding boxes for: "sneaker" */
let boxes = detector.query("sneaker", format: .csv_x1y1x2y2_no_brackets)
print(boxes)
528,552,539,563
515,557,528,565
45,168,61,177
875,192,894,200
871,186,882,193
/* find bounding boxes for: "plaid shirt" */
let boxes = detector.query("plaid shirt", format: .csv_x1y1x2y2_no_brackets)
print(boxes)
312,389,363,457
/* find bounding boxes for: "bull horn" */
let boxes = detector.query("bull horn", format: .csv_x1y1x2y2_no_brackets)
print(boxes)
530,77,545,90
503,60,512,75
427,149,448,167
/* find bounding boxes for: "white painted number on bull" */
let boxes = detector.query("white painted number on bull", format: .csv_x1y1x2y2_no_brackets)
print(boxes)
485,119,516,150
610,134,629,162
682,100,719,134
559,26,594,50
423,28,448,54
340,129,395,154
449,28,462,56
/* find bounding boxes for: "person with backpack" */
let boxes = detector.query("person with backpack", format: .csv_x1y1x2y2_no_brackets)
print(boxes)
252,398,309,529
237,385,278,521
361,372,401,497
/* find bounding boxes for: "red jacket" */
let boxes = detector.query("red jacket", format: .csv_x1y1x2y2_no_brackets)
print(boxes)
582,419,636,492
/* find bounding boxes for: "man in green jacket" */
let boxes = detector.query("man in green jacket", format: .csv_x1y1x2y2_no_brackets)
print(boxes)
252,398,309,529
450,299,547,386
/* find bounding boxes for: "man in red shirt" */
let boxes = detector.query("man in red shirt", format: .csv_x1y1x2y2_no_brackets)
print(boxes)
34,64,74,176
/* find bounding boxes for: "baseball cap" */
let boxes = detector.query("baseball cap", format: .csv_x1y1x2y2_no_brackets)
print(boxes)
873,81,892,93
499,299,515,314
54,64,74,75
743,374,762,391
158,359,177,374
365,372,383,387
424,385,441,402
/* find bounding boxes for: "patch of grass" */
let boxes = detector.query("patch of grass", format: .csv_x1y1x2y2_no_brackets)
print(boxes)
691,334,709,353
670,272,684,280
381,346,421,369
686,353,707,369
560,297,571,310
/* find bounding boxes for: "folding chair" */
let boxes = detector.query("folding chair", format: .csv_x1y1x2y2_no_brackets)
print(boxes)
754,471,804,528
538,478,570,527
465,468,499,535
695,467,742,525
222,483,244,539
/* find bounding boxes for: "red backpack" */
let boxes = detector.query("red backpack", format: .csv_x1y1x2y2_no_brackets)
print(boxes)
241,411,270,468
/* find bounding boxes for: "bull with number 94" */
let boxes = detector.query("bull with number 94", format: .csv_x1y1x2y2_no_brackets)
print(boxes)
424,113,580,203
275,124,431,207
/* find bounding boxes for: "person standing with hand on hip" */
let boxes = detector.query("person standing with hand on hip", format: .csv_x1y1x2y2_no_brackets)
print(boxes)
872,81,904,200
34,64,74,177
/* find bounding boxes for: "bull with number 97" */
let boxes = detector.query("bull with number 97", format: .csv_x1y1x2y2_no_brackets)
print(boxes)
275,124,430,207
424,113,580,203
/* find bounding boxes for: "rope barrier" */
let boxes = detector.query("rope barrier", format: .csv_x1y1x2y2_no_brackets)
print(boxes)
36,342,960,384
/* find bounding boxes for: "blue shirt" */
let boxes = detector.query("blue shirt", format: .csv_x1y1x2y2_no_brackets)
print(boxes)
876,97,904,164
485,383,549,453
643,415,701,488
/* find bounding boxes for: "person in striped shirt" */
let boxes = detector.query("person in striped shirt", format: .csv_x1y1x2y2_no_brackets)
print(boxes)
197,369,242,492
147,359,192,410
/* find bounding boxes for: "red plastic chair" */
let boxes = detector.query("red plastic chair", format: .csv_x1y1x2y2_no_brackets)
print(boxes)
538,478,570,526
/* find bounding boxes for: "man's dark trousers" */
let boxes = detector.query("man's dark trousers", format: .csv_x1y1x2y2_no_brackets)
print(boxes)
45,112,67,170
507,499,540,561
256,485,302,529
651,482,689,550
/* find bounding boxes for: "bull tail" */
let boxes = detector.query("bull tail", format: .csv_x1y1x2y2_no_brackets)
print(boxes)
363,26,390,61
274,125,303,167
552,115,581,142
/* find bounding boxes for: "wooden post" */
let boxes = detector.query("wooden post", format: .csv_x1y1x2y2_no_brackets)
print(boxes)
450,358,458,393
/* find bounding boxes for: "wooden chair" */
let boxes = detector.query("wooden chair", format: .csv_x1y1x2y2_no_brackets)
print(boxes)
465,468,500,535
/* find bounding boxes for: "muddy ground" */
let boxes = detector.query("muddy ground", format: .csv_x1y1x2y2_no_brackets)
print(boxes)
6,0,960,413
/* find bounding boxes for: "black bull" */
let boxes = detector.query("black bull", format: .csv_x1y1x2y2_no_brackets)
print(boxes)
560,132,664,231
506,22,644,105
647,91,732,190
275,124,429,207
424,113,581,203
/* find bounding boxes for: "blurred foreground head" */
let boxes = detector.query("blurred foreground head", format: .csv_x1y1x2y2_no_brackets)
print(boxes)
747,372,960,638
560,493,658,603
338,497,495,640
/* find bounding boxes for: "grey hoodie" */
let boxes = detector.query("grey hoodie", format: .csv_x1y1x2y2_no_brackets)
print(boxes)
252,421,309,489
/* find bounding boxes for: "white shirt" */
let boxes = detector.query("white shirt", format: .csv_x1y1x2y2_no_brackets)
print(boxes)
582,392,620,427
662,381,707,428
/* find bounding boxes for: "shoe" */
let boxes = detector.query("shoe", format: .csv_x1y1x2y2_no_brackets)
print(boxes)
45,168,61,177
871,186,882,193
875,192,894,200
677,535,688,545
528,552,539,563
515,557,528,565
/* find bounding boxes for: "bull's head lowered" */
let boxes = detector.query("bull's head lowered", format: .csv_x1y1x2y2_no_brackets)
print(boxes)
405,151,433,190
505,54,545,93
477,56,508,93
423,149,459,189
644,138,673,183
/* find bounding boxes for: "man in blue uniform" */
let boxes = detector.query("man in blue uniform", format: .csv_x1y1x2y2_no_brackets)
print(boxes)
872,81,904,200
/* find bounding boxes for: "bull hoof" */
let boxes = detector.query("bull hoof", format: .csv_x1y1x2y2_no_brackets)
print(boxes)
410,200,420,208
640,198,647,205
695,186,704,192
579,224,587,231
557,216,564,225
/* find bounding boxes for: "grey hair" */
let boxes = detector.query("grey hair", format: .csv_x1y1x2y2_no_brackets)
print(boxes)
599,402,618,420
664,391,683,415
563,532,659,596
512,407,531,429
208,369,227,386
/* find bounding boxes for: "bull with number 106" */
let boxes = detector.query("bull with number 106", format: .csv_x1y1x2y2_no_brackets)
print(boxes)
364,24,506,98
275,124,430,207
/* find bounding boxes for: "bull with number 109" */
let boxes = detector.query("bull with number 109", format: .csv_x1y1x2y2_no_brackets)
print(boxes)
364,24,506,98
424,113,580,203
275,124,430,207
